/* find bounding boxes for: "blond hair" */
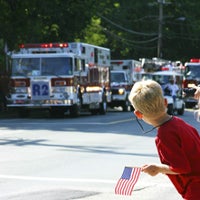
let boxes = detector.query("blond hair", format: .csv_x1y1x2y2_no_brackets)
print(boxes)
129,80,166,116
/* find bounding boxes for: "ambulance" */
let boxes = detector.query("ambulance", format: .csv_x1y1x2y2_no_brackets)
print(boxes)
6,42,111,117
109,59,142,111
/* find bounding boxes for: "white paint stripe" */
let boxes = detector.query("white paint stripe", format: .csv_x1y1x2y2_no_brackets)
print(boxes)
0,174,115,184
107,118,133,124
0,118,134,125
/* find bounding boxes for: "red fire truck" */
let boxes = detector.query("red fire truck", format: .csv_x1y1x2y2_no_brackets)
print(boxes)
183,58,200,107
6,42,111,117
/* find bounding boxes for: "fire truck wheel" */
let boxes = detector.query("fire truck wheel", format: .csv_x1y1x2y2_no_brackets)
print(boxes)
69,104,80,118
122,99,129,112
0,102,4,111
167,104,173,115
90,109,98,115
49,107,65,118
177,104,185,115
130,105,134,111
0,93,6,111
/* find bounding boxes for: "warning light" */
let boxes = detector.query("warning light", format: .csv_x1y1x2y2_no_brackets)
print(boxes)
190,58,200,63
19,43,69,49
111,61,123,65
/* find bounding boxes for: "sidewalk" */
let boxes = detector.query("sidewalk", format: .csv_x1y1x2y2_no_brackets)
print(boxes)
74,174,182,200
76,184,181,200
0,186,181,200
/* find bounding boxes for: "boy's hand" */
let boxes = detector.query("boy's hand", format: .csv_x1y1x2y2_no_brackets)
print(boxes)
142,164,179,176
141,164,160,176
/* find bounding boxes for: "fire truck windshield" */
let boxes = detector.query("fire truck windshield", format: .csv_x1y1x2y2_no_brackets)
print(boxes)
111,72,126,83
185,65,200,79
11,57,73,76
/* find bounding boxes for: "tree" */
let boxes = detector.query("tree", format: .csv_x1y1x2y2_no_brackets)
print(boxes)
1,0,200,63
76,17,108,46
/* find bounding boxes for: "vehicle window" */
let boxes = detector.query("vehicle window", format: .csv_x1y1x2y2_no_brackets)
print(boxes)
74,58,85,72
41,57,73,76
111,73,125,82
12,58,40,76
152,75,171,85
99,67,109,83
141,73,152,80
185,65,200,78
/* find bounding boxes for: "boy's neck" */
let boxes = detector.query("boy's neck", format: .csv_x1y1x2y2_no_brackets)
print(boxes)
152,114,172,127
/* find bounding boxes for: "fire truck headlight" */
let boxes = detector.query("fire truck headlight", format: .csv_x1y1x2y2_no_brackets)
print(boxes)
12,87,27,94
86,86,101,92
52,87,66,93
118,88,125,95
187,83,196,88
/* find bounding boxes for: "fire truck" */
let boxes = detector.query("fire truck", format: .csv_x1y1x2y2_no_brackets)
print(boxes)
6,42,111,117
0,71,9,111
108,59,142,111
183,58,200,107
140,57,185,115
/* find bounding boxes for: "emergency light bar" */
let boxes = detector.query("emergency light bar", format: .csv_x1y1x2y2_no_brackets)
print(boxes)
111,61,123,65
190,58,200,63
19,43,69,49
161,66,169,71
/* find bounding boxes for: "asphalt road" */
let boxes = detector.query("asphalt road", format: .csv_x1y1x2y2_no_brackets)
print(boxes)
0,108,199,200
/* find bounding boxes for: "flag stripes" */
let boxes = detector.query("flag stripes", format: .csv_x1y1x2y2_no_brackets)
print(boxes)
115,167,141,196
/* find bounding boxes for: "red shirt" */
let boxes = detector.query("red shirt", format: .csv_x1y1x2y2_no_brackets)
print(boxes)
156,116,200,200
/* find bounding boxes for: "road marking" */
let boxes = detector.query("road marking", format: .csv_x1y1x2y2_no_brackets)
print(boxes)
0,174,115,184
0,118,134,125
107,118,133,124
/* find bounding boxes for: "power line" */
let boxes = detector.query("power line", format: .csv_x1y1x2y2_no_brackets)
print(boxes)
101,26,157,50
101,26,158,44
97,13,157,37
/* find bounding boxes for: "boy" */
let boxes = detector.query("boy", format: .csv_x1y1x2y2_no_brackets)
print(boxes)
128,79,200,200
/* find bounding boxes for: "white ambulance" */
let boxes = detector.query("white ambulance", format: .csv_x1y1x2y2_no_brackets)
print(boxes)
109,59,142,111
6,42,111,117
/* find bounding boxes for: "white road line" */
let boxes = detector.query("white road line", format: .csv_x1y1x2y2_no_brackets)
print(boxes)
0,118,134,125
107,118,133,124
0,174,115,184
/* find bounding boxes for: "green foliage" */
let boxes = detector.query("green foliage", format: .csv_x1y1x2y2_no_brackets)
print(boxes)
76,17,107,46
0,0,200,65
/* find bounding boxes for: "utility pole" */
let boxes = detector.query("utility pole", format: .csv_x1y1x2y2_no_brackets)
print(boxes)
157,0,164,58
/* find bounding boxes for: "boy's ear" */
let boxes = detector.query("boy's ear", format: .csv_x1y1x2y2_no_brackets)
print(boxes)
134,110,143,119
164,98,168,107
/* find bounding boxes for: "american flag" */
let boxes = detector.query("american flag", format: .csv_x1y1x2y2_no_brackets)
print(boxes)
115,167,141,196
